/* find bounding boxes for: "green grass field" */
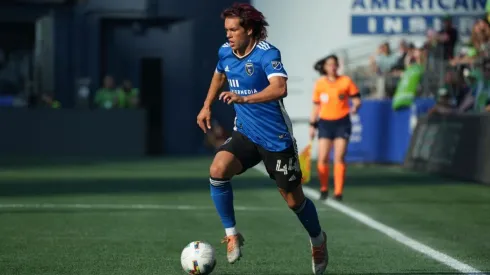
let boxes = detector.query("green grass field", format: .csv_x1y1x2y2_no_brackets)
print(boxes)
0,157,489,275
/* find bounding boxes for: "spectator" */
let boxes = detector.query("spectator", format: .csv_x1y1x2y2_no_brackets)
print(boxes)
451,19,489,67
116,79,140,108
412,41,427,66
428,87,455,115
424,28,445,68
94,75,118,109
437,15,458,60
474,17,490,52
390,40,411,74
369,42,398,75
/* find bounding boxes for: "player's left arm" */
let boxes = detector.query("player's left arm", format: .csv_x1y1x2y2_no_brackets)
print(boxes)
348,78,361,113
242,76,286,103
244,48,288,103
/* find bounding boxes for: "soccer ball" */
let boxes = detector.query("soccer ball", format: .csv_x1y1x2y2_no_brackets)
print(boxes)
180,241,217,275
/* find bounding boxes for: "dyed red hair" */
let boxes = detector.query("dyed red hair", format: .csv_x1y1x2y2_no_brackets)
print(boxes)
221,3,269,41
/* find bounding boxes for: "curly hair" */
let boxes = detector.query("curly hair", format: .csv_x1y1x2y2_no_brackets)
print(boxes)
314,55,339,75
221,3,269,41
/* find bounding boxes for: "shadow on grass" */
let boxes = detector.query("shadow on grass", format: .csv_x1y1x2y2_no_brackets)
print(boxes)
0,157,483,198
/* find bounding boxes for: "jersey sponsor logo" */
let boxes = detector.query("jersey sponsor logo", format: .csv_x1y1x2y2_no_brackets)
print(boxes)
245,62,254,76
228,79,240,88
232,89,258,95
271,61,282,70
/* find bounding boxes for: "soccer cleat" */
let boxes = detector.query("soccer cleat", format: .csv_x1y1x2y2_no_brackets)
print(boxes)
334,194,343,201
320,191,329,200
311,231,328,275
221,233,245,264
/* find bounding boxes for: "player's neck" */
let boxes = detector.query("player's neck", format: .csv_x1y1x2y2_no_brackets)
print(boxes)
326,75,338,82
234,39,257,58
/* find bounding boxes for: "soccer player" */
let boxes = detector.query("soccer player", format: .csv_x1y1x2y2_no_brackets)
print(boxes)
196,3,329,274
309,55,361,201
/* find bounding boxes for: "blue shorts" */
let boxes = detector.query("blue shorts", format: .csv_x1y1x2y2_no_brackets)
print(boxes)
318,115,352,140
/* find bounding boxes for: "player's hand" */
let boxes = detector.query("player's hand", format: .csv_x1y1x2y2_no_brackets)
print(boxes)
219,92,246,105
197,107,212,133
309,126,316,140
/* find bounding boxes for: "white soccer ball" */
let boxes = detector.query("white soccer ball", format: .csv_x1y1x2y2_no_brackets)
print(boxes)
180,241,217,275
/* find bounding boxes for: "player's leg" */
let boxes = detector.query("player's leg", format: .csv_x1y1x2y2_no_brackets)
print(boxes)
332,137,348,201
317,138,333,200
209,150,242,238
262,147,328,275
210,132,261,264
332,118,352,201
317,120,334,200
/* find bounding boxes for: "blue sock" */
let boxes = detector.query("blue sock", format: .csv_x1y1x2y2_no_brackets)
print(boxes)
293,198,322,238
210,177,236,230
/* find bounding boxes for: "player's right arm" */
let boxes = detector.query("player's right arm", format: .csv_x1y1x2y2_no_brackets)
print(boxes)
203,72,226,109
197,72,226,133
197,46,228,133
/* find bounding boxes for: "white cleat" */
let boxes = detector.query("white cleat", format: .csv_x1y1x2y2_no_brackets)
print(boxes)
222,233,245,264
311,231,329,275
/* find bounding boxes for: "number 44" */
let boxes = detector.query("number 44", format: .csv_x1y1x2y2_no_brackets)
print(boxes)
276,158,300,175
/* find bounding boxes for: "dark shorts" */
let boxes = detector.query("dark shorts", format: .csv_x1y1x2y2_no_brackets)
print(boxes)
216,131,302,191
318,115,352,140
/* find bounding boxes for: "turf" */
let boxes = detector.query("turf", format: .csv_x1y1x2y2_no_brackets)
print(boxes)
0,158,488,275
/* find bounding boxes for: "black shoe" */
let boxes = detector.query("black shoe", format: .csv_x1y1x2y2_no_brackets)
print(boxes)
334,194,343,201
320,191,329,200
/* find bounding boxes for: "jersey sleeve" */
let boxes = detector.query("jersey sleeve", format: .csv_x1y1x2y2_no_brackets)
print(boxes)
261,48,288,79
312,80,322,104
215,44,227,74
215,60,224,73
347,78,360,96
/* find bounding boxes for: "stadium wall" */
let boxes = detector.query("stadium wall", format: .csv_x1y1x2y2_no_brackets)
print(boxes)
65,0,242,155
0,109,147,157
0,0,244,155
405,113,490,185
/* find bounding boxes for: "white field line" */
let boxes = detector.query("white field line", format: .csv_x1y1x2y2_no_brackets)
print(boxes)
0,203,327,212
253,163,485,275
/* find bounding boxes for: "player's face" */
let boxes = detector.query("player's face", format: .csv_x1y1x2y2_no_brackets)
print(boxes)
224,17,252,51
324,58,338,76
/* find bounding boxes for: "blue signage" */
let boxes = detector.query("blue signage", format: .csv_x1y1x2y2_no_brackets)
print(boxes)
350,0,487,35
334,99,436,164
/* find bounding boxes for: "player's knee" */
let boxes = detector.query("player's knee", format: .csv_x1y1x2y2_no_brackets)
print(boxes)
279,185,306,209
287,198,303,210
317,155,329,165
333,155,345,164
209,163,227,179
317,157,329,166
210,161,238,179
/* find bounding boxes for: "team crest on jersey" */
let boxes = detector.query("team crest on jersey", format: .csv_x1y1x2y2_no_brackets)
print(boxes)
245,62,254,76
271,60,282,70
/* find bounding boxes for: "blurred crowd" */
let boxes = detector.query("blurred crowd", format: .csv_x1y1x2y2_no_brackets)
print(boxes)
92,75,140,109
364,14,490,114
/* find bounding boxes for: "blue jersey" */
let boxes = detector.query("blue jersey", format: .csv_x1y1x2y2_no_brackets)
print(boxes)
215,41,295,152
